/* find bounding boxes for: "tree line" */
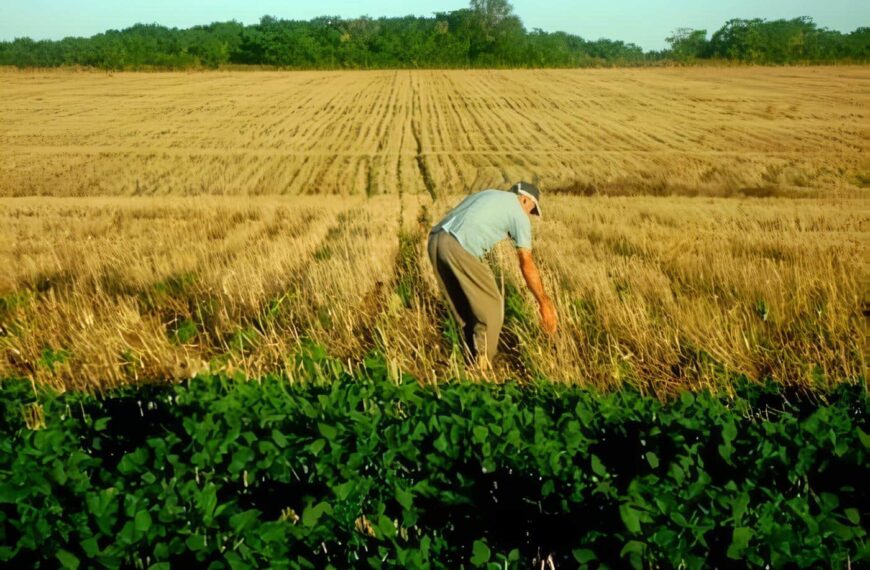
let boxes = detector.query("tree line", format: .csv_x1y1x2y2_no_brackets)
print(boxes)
666,17,868,63
0,0,866,70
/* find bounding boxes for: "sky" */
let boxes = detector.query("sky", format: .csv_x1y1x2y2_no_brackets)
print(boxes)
0,0,867,51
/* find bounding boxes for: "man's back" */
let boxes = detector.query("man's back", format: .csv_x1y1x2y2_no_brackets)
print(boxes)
432,189,532,258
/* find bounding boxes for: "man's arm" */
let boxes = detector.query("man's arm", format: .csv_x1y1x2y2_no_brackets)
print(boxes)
517,249,557,335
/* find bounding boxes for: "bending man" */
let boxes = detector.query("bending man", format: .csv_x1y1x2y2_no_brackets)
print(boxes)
427,181,558,366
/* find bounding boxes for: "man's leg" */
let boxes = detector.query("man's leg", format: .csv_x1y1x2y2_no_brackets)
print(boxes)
438,233,504,364
472,296,503,364
428,232,474,358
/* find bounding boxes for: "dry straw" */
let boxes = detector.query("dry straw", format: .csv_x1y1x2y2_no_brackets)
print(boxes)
0,67,867,394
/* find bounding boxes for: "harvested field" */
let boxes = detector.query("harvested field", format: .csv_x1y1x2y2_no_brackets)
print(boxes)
0,67,867,392
1,67,867,198
1,193,865,393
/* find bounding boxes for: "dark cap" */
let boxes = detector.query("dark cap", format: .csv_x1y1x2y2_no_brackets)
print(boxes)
509,181,542,217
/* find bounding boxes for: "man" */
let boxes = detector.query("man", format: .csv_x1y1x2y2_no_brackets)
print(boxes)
427,181,558,367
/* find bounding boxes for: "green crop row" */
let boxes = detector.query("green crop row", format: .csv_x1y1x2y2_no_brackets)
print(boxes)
0,348,866,569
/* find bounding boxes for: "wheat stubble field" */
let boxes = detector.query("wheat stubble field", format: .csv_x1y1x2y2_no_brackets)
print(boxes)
0,67,867,393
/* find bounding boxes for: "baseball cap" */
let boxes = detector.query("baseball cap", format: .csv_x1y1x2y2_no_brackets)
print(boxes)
509,181,542,217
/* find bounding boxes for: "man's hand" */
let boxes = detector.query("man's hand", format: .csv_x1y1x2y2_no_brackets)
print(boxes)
517,249,558,336
539,297,558,335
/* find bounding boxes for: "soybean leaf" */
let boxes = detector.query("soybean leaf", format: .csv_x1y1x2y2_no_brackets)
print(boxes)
620,504,642,534
573,548,596,563
186,534,206,551
230,509,259,533
726,527,752,559
302,501,332,527
272,429,288,448
591,454,607,477
134,510,152,533
377,515,396,539
318,422,337,440
396,487,413,511
80,537,100,558
55,549,80,569
470,540,491,566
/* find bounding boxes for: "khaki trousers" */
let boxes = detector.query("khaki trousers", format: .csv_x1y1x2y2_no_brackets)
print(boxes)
427,230,504,363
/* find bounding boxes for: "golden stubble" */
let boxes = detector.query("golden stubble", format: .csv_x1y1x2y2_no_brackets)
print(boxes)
0,67,866,394
0,193,865,395
0,67,867,199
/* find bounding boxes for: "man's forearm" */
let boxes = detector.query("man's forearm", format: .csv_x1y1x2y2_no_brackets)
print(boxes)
518,249,558,334
519,255,549,305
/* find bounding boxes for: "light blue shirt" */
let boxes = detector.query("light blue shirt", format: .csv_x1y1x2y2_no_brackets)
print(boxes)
432,190,532,258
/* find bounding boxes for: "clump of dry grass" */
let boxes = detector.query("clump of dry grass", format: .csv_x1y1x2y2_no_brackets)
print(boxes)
0,195,418,390
0,192,864,395
498,195,866,394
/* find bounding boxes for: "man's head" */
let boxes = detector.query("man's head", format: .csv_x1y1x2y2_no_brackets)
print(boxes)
509,181,542,217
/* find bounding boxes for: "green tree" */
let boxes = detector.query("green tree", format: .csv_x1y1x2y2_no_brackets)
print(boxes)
666,28,708,61
0,9,866,70
470,0,515,41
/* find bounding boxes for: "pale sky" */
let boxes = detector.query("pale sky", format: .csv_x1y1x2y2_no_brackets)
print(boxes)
0,0,866,51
